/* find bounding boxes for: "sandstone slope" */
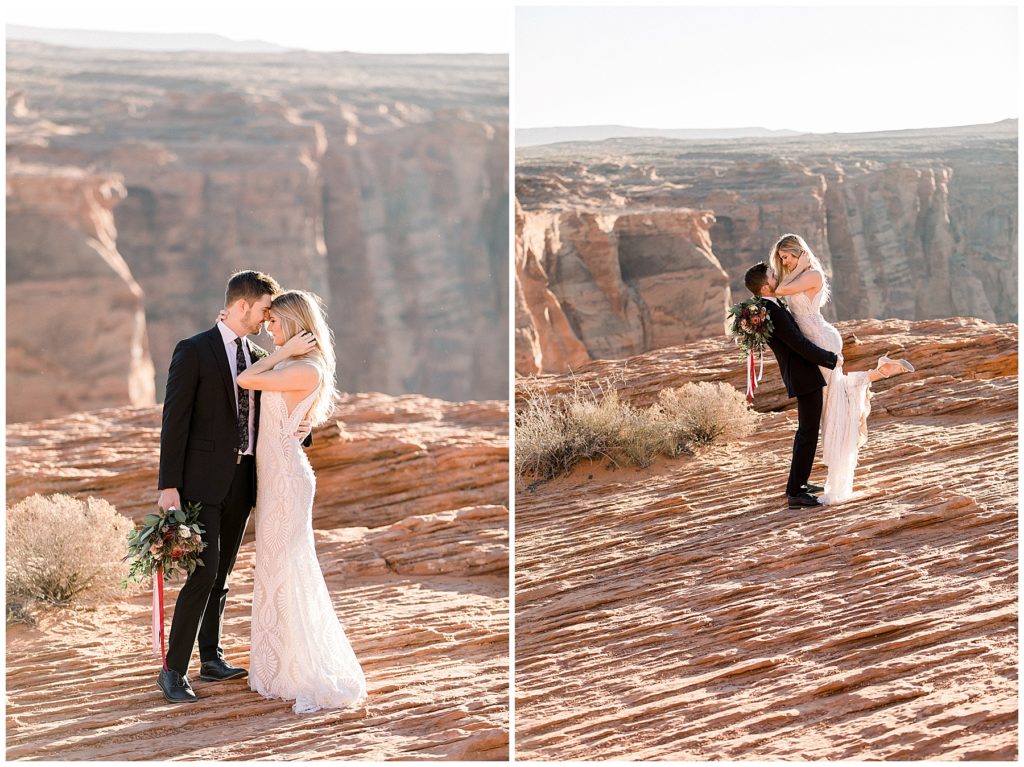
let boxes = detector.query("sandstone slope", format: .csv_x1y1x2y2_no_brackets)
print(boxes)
515,318,1017,760
7,392,508,529
6,393,509,761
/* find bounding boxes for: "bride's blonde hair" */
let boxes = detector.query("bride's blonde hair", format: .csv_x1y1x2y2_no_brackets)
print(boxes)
770,233,830,305
270,290,339,426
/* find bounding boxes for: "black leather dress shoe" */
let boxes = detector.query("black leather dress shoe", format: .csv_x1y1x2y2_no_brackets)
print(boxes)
199,658,248,681
788,492,822,509
801,483,825,494
157,668,198,703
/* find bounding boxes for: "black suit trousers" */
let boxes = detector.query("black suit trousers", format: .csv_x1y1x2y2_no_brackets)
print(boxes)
787,388,823,497
165,457,255,674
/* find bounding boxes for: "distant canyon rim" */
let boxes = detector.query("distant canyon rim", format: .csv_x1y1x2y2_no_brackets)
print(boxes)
515,120,1017,375
7,40,509,422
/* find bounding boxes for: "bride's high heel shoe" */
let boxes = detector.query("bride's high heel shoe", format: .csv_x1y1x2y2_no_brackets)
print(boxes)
877,355,915,378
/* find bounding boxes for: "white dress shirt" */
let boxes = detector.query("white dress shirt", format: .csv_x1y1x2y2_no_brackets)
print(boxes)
217,321,255,456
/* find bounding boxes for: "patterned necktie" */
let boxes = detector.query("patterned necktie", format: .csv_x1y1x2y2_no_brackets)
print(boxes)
235,338,249,453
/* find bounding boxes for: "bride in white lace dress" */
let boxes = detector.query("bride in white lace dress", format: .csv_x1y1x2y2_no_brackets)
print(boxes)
235,289,366,713
770,234,914,504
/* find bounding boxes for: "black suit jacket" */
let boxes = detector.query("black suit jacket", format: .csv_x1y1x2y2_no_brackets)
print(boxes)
158,326,266,505
763,299,839,398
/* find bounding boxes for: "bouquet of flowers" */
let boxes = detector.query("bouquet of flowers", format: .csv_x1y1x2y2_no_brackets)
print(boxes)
727,297,774,403
123,503,206,586
123,503,206,665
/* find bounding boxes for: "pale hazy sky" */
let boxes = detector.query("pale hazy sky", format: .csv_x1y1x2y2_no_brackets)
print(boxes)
5,1,511,53
517,4,1018,133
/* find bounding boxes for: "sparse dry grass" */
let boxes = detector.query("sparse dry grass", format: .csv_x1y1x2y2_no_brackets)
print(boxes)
6,494,133,622
516,378,758,479
516,381,621,479
658,381,758,447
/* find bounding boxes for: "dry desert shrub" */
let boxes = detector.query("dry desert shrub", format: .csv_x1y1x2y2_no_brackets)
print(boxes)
6,493,134,620
658,381,759,447
516,381,623,479
6,602,35,626
616,403,673,468
517,377,757,479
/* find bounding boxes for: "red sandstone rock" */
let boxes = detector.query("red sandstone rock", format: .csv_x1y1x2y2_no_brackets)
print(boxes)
5,392,509,760
6,504,509,760
6,162,156,422
516,122,1017,371
6,391,509,530
515,205,728,374
7,42,508,413
514,318,1017,760
516,317,1017,414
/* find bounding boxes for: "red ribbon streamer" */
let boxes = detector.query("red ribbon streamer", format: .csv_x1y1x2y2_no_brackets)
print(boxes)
746,351,757,404
153,568,167,670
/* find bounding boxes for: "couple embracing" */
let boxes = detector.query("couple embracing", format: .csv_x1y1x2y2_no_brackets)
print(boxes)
155,270,366,714
745,234,914,509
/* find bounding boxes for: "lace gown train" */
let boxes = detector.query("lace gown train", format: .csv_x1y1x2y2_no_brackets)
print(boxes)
787,289,871,505
249,371,366,713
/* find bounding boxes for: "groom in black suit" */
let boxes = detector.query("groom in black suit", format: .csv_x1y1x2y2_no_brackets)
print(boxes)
155,269,281,703
744,262,838,509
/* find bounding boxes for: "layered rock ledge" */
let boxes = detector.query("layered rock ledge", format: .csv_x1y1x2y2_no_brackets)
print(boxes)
6,393,509,761
515,317,1017,760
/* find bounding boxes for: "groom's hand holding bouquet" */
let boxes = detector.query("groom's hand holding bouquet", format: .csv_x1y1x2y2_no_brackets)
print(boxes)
123,502,207,666
727,296,774,403
123,502,207,584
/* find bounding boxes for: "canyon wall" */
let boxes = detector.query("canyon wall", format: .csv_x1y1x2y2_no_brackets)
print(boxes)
7,42,508,420
515,122,1017,373
515,203,728,374
6,163,156,422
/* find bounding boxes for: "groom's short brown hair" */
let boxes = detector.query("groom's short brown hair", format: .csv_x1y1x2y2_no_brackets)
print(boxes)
225,270,281,307
744,262,770,296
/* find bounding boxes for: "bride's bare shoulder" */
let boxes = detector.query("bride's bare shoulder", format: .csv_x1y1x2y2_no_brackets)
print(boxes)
801,269,825,292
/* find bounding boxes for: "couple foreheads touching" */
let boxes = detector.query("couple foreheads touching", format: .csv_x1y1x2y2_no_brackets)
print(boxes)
155,269,366,714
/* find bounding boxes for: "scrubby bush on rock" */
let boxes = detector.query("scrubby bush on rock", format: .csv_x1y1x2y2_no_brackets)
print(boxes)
6,494,133,622
516,379,758,479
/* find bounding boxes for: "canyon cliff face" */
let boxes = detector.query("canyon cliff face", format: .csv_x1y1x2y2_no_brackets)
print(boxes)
515,121,1017,374
6,162,156,422
7,392,509,759
515,202,728,375
515,318,1017,760
7,42,508,420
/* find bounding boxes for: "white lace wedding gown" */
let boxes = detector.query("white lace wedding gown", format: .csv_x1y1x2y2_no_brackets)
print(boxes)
249,367,366,713
787,283,872,505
